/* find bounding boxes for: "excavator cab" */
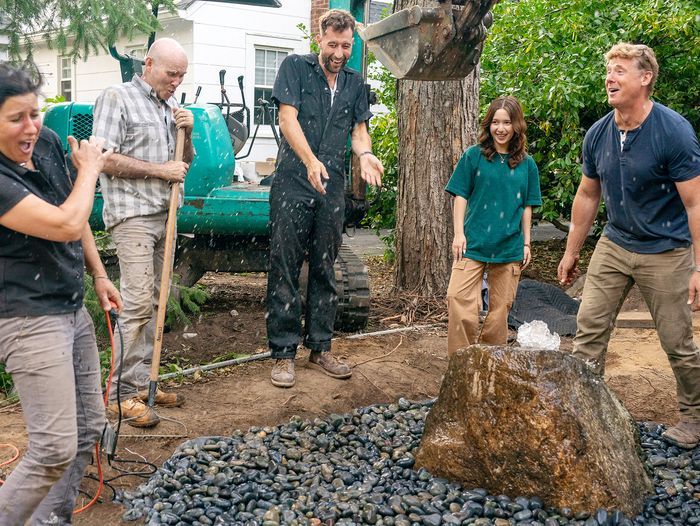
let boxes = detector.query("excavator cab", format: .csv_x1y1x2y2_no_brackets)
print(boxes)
358,0,497,80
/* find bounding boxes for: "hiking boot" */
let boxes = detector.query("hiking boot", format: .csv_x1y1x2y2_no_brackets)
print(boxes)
308,351,352,379
108,397,160,428
271,359,295,388
137,388,185,408
662,420,700,449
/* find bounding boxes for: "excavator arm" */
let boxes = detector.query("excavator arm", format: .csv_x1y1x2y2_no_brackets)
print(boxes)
358,0,497,80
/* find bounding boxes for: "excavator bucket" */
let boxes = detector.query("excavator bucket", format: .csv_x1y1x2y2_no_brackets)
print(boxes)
358,0,496,81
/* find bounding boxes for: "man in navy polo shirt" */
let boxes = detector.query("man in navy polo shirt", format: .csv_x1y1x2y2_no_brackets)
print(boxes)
558,43,700,448
266,9,384,388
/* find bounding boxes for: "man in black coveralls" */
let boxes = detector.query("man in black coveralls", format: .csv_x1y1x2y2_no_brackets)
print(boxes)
266,9,384,388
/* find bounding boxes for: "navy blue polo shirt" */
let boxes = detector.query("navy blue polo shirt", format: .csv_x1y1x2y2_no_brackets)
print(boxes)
582,102,700,253
272,53,372,179
0,127,84,317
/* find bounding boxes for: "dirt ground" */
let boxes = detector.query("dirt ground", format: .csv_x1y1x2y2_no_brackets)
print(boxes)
0,250,691,525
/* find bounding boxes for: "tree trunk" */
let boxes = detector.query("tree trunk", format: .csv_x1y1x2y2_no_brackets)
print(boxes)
394,0,481,294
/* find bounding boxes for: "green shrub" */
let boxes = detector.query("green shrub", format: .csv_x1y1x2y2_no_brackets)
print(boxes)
167,280,211,328
83,274,115,342
365,56,398,261
0,364,14,400
297,23,320,54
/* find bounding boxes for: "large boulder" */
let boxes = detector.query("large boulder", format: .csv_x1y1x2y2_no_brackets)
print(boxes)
414,346,653,516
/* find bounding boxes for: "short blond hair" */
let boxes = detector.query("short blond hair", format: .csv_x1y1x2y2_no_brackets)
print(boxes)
605,43,659,94
319,9,355,36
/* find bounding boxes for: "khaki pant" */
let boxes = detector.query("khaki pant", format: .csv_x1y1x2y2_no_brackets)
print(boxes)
447,258,521,355
109,212,171,402
0,308,105,525
575,236,700,422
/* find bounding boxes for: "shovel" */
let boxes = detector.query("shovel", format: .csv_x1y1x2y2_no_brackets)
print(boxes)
147,127,186,408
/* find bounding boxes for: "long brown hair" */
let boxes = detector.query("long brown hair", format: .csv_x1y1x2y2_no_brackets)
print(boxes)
478,96,527,169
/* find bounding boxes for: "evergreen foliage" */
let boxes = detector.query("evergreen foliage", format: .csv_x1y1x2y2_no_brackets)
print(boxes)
0,0,176,60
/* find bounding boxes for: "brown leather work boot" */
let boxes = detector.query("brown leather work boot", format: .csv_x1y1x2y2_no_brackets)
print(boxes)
108,397,160,428
137,388,185,408
270,359,295,388
308,351,352,379
662,421,700,449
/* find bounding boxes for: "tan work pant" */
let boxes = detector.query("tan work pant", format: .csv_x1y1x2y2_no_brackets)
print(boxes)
447,258,521,355
574,236,700,422
109,212,171,403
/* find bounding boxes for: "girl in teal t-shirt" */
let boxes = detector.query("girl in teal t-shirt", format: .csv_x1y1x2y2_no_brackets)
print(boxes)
445,96,542,355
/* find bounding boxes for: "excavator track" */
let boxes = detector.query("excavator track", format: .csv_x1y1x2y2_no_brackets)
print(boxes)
108,239,371,332
334,245,370,332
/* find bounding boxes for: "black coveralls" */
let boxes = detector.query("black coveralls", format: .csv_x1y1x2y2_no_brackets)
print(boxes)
267,53,371,357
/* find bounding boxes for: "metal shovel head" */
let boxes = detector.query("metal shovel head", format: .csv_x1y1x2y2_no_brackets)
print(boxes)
358,5,483,81
225,115,249,154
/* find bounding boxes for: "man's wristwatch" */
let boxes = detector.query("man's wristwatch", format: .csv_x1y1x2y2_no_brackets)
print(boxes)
359,151,373,158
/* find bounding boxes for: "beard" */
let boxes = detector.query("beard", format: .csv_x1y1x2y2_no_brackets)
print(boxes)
321,53,348,73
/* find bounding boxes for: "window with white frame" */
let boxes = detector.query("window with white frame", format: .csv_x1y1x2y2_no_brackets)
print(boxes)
58,56,72,101
254,48,288,126
126,44,147,60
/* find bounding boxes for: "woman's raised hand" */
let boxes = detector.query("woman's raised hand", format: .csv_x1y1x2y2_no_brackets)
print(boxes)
68,136,112,178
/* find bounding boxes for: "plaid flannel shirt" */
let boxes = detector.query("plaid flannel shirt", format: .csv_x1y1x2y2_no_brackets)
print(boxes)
92,75,178,229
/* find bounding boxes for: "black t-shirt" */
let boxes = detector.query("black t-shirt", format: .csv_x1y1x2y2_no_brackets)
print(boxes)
0,127,84,317
272,53,372,179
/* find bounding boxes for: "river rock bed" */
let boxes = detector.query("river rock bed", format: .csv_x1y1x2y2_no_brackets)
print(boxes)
120,399,700,525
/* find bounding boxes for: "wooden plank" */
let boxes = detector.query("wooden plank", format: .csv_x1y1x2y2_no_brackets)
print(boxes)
615,311,654,329
615,311,700,329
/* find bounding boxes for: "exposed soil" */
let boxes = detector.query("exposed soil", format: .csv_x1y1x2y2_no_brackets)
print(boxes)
0,240,691,525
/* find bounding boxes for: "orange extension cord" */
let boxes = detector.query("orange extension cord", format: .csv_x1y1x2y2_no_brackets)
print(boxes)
74,310,118,514
0,443,21,485
0,309,118,516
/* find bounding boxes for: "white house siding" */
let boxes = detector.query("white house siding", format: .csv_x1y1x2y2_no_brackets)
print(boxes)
0,13,9,61
0,35,8,62
29,1,310,163
182,0,310,162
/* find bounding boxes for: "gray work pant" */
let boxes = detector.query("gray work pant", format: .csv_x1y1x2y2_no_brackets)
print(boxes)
0,308,105,525
109,212,170,402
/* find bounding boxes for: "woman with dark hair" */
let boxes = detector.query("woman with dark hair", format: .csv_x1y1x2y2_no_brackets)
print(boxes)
0,64,121,525
445,96,542,356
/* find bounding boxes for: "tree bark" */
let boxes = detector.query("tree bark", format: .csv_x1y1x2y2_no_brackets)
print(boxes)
394,0,480,294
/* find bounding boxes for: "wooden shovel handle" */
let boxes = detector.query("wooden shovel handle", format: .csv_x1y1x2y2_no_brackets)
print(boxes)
149,128,186,385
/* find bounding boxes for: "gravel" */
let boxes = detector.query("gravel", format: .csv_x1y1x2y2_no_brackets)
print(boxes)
119,398,700,525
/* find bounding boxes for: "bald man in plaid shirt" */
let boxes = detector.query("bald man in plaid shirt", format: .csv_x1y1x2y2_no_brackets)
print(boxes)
93,38,195,427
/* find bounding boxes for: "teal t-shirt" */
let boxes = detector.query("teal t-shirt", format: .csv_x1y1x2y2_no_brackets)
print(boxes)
445,145,542,263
